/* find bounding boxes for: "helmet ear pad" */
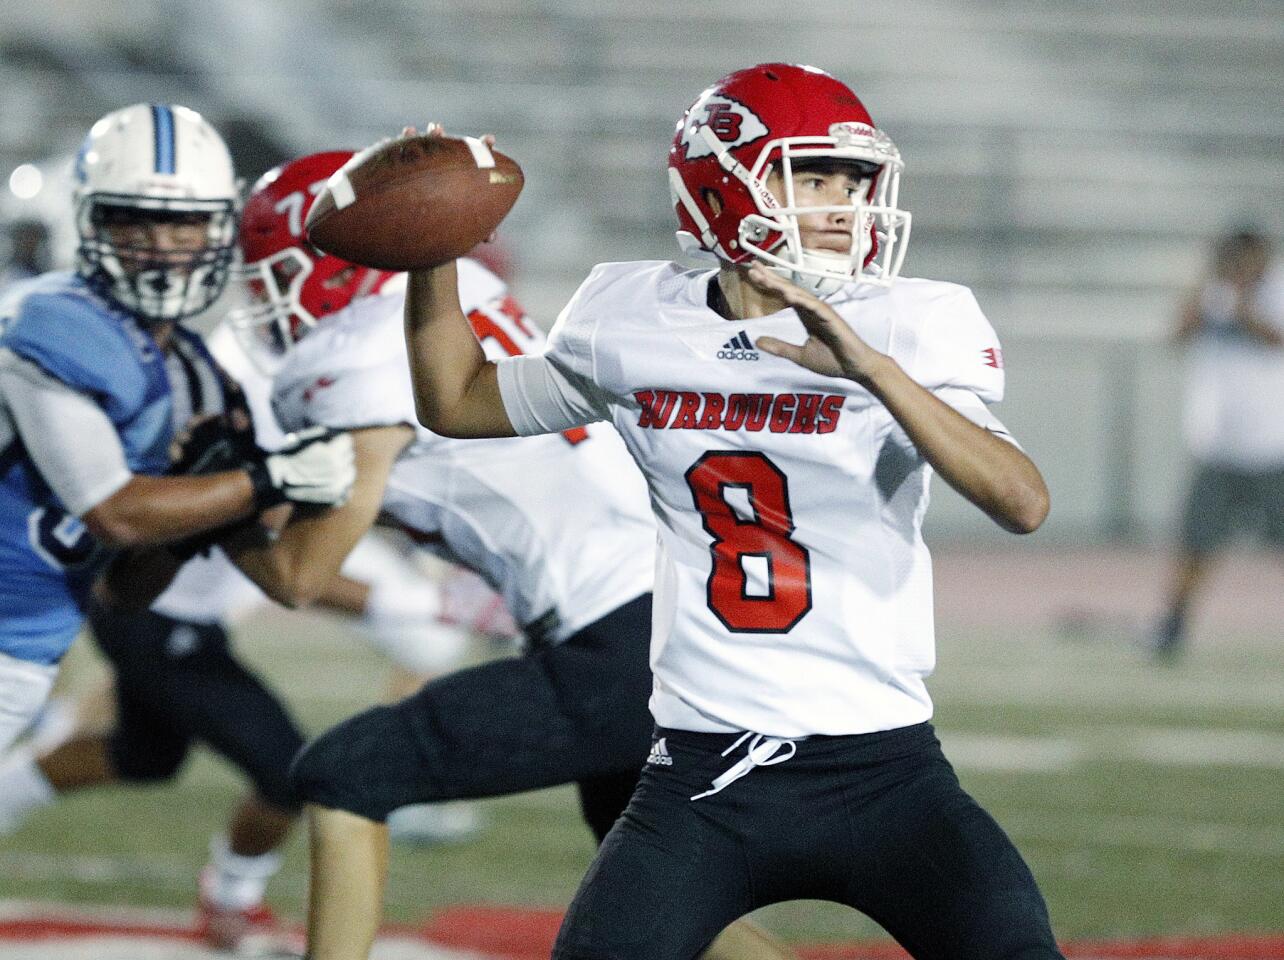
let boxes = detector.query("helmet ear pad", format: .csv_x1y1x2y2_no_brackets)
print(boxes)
700,186,766,255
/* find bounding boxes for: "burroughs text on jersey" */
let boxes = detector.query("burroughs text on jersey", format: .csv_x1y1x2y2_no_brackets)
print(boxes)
633,390,844,434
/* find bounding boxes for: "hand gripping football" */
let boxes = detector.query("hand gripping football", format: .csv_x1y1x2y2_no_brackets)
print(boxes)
305,134,524,271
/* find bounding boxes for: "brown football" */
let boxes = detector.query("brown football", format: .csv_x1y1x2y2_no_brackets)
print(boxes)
304,134,524,271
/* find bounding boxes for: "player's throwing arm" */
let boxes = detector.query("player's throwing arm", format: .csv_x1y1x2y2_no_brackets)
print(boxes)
304,126,520,439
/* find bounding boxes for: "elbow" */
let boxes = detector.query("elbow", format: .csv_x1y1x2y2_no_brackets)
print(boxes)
1005,508,1047,536
1000,483,1050,535
414,400,468,439
432,421,472,440
413,398,449,435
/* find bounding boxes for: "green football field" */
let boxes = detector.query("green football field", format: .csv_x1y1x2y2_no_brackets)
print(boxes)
1,549,1281,946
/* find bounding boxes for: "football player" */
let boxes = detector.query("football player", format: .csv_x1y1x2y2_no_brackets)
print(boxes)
0,313,472,954
399,64,1061,960
0,103,355,754
215,150,796,960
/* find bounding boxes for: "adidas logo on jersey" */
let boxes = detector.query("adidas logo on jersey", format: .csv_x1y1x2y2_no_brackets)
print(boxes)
717,331,759,361
647,737,673,766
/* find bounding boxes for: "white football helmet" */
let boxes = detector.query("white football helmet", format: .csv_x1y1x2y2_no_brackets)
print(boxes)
73,103,239,323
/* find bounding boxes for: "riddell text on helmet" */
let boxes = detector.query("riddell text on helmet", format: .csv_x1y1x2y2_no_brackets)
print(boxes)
634,390,844,434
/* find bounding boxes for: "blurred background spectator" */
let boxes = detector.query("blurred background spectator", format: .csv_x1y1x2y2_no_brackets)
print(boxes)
1154,228,1284,658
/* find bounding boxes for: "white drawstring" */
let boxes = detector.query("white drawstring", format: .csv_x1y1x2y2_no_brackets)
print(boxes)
690,732,798,801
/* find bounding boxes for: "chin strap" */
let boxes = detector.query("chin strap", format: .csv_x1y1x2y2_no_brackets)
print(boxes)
767,262,846,297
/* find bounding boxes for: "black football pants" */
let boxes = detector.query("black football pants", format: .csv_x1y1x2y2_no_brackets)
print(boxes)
554,722,1063,960
88,600,305,811
290,593,654,841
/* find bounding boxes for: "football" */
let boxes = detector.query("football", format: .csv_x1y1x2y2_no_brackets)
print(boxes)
304,134,524,271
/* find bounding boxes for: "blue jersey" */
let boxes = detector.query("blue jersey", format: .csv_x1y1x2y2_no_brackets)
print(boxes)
0,273,175,664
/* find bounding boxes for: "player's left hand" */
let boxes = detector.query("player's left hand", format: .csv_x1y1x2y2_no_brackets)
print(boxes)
401,124,496,149
748,262,889,385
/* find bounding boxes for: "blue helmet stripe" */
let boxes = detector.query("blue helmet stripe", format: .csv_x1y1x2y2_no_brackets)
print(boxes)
150,104,176,174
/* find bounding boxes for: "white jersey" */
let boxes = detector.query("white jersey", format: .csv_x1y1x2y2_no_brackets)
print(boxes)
498,261,1014,738
1182,270,1284,469
272,258,655,645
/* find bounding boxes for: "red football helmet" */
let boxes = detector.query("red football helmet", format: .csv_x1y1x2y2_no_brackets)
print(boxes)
668,63,910,293
228,150,399,364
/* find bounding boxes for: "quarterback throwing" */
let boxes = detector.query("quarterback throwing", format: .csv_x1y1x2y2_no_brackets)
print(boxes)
402,63,1058,960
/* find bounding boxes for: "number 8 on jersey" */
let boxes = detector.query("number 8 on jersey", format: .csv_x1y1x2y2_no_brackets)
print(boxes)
685,451,812,633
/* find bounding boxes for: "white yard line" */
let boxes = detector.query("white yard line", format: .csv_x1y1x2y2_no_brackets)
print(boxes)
0,900,486,960
940,734,1086,771
0,938,482,960
0,853,191,887
942,727,1284,772
0,854,473,912
940,669,1284,713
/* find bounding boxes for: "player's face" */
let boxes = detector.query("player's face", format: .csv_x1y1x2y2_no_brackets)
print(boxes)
96,208,213,275
765,165,867,255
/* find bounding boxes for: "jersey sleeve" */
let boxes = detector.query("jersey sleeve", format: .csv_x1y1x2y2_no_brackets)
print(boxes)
0,350,132,514
907,285,1017,444
1258,270,1284,332
495,273,614,435
1,291,145,415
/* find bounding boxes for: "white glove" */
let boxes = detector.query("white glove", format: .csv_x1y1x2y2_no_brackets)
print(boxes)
251,427,356,507
362,576,471,674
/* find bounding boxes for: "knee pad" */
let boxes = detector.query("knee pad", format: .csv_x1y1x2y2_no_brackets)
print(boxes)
288,705,416,822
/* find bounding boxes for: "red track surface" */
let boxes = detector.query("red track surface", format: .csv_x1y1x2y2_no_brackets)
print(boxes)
3,904,1282,959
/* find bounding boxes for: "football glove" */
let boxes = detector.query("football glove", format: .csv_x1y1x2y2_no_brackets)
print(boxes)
170,379,258,477
246,426,356,508
165,385,267,562
170,414,259,477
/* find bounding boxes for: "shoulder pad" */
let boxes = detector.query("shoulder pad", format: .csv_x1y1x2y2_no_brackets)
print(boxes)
1,278,153,409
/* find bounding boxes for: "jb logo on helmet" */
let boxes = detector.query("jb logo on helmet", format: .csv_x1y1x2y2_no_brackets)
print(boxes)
680,97,770,158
